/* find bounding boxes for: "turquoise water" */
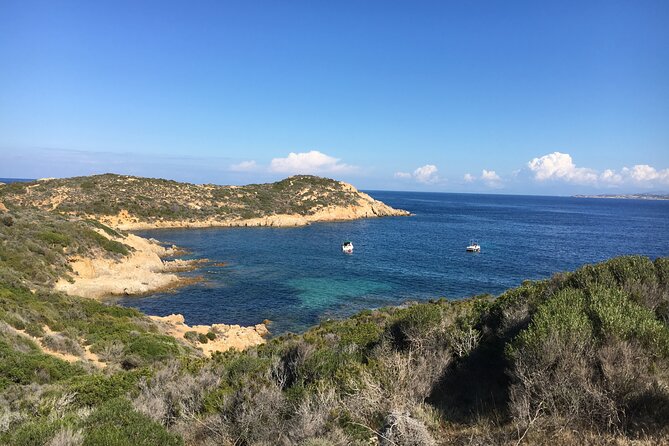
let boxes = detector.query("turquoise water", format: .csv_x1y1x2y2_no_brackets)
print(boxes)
112,192,669,334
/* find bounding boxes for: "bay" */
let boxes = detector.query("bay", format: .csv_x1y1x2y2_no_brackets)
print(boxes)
111,192,669,334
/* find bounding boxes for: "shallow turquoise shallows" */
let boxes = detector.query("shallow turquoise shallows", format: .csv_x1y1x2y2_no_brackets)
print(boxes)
111,191,669,334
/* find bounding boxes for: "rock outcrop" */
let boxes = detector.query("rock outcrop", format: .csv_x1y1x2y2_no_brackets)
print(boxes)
150,313,268,355
54,230,196,299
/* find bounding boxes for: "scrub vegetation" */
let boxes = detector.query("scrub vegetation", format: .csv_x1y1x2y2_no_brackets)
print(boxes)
0,206,132,290
1,182,668,444
0,174,362,222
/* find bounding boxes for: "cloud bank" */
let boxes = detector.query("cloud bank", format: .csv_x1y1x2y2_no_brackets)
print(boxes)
528,152,669,187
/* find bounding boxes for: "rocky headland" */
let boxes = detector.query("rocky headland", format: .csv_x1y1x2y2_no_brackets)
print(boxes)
0,173,410,230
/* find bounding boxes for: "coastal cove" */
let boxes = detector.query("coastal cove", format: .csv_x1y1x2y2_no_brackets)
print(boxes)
111,191,669,335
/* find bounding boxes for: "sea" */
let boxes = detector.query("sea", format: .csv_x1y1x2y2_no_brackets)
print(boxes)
110,191,669,335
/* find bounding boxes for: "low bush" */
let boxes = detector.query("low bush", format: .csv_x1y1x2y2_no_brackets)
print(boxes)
83,398,183,446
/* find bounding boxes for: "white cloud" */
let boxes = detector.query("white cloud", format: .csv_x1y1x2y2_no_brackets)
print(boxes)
481,169,502,187
229,160,258,172
413,164,439,183
528,152,669,188
269,151,353,174
528,152,598,184
623,164,669,184
463,173,475,183
394,164,441,184
481,169,500,181
599,169,623,185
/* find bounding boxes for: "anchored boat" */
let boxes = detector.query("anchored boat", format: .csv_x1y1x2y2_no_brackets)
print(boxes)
342,241,353,254
466,240,481,252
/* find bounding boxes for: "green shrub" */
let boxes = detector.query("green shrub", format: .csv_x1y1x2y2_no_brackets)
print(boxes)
2,419,61,446
125,333,181,361
87,219,123,238
387,303,443,349
197,333,209,344
37,231,71,247
0,339,85,390
206,331,216,340
84,230,130,255
513,288,593,353
588,287,669,356
83,398,183,446
24,322,44,337
68,370,151,407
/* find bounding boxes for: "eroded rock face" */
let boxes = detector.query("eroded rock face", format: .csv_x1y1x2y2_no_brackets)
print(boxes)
54,231,189,299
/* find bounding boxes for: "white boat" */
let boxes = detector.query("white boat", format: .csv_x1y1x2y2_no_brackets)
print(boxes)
466,240,480,252
342,241,353,253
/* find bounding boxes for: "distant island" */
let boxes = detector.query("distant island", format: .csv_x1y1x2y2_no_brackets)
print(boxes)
574,192,669,200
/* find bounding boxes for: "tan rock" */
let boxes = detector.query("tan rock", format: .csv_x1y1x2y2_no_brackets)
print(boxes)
0,202,7,212
54,229,189,299
255,323,269,337
150,314,267,356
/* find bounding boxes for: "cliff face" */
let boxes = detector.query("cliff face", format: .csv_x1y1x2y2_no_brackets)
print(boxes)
0,174,409,230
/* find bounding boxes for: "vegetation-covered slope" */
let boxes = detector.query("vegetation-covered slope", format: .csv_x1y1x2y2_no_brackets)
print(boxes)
0,206,131,290
0,174,408,228
1,252,668,444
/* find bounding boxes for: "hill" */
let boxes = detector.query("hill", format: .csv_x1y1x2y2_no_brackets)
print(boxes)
0,174,409,230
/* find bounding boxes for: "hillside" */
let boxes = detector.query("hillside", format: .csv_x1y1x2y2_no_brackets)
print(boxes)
0,174,409,230
1,206,668,445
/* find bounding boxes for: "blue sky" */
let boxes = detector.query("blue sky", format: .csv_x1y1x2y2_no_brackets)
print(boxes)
1,0,668,194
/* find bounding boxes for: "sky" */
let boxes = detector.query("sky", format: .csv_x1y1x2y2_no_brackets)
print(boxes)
1,0,668,195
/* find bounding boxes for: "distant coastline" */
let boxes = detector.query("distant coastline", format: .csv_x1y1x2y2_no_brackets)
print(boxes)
574,192,669,201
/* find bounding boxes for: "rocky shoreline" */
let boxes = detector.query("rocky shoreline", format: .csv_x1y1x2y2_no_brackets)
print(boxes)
97,192,410,231
53,227,270,353
54,231,193,299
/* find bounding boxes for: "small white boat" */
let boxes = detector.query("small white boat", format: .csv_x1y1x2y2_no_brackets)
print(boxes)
466,240,480,252
342,241,353,254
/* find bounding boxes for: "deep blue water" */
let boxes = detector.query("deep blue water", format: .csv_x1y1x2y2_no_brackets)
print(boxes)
111,192,669,334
